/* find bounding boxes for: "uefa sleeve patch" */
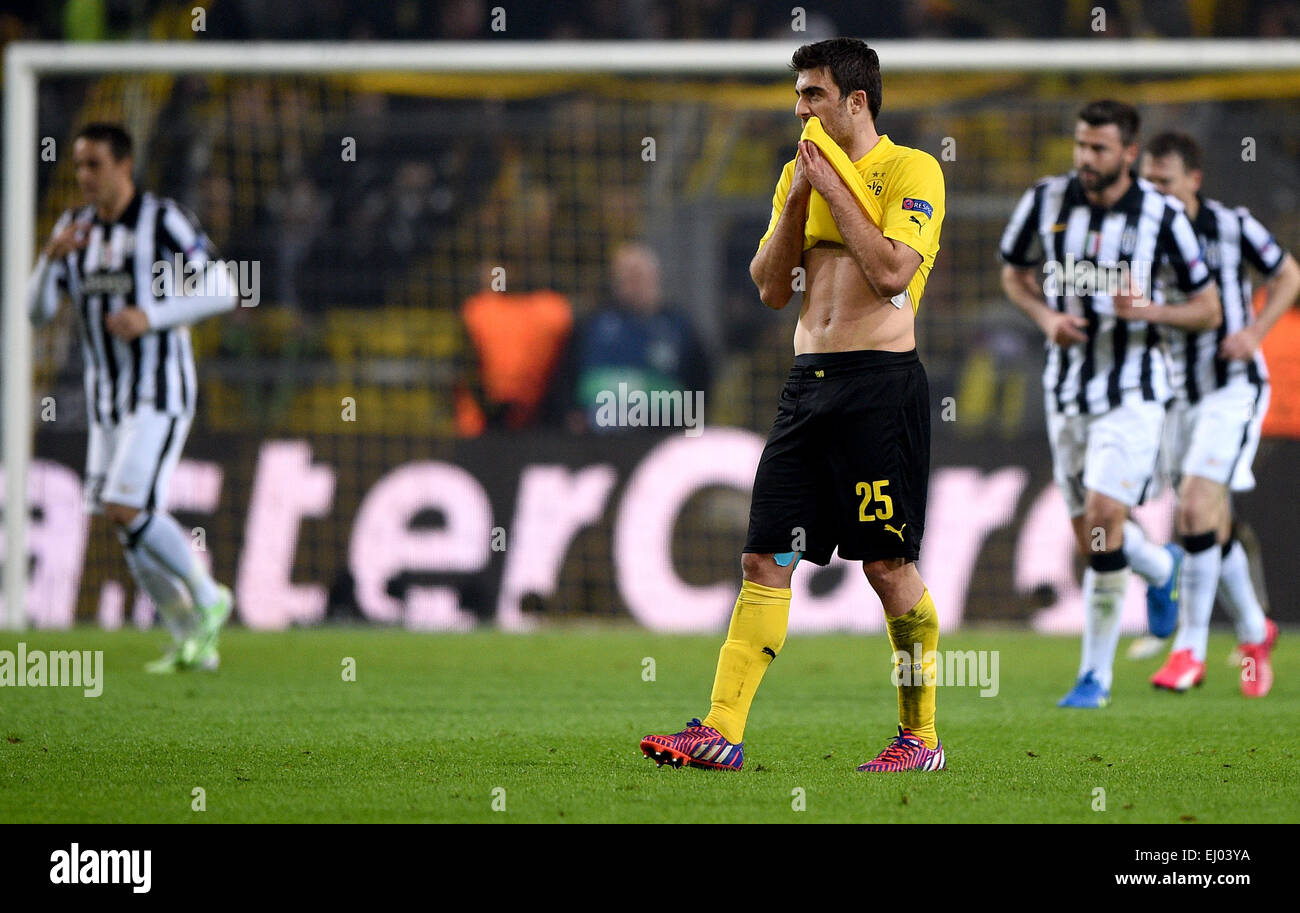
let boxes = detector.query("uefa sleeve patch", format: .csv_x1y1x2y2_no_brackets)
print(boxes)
901,198,933,219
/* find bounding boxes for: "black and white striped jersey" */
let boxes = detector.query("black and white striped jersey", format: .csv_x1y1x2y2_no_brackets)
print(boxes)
1165,196,1283,402
28,191,237,425
1000,172,1212,416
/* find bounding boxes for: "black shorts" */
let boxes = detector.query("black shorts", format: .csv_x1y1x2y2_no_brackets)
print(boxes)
744,348,930,566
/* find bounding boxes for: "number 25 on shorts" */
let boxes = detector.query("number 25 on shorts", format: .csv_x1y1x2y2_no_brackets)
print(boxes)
855,479,894,522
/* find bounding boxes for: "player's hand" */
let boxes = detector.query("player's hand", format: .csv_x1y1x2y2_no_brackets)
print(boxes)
104,307,151,341
43,218,91,261
1043,312,1088,345
1111,287,1153,322
790,141,812,199
1219,326,1262,361
798,140,844,200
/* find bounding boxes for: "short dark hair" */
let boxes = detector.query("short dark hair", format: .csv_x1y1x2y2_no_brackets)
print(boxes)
1145,131,1201,172
790,38,882,122
75,123,133,161
1077,99,1140,146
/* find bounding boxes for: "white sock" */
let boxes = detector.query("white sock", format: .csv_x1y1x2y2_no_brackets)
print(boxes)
1171,533,1220,662
126,511,220,608
1121,521,1173,587
121,541,197,643
1218,539,1268,645
1080,564,1128,691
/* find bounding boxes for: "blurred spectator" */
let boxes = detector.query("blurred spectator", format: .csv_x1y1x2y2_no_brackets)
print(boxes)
1259,0,1300,36
439,0,489,38
343,160,444,303
455,263,574,435
269,173,330,309
560,242,710,432
903,0,992,38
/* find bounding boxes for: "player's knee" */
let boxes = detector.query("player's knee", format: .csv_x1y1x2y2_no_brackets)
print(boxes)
861,557,908,595
740,552,766,581
1081,503,1125,548
1176,480,1223,535
1176,500,1216,537
740,552,793,588
103,502,139,528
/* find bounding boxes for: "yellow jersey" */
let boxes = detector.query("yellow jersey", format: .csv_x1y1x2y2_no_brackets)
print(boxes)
757,118,945,313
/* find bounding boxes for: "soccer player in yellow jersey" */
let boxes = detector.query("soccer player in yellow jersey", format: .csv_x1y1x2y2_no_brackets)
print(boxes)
641,38,947,772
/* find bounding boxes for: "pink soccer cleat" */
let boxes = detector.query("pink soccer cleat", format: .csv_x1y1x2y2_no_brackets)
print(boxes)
640,719,744,771
1239,620,1278,698
1151,648,1206,692
856,726,946,772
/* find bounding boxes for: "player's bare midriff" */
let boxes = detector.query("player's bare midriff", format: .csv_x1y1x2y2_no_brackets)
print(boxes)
795,241,916,354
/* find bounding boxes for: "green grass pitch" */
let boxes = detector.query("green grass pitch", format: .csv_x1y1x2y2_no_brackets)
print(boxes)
1,627,1295,823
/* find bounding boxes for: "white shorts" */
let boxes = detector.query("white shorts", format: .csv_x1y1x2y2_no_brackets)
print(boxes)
1162,383,1269,493
1046,397,1165,517
84,409,192,514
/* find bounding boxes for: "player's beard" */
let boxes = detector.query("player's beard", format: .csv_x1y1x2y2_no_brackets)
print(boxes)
1079,164,1123,193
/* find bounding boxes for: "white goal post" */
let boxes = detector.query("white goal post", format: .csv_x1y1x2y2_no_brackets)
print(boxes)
5,38,1300,628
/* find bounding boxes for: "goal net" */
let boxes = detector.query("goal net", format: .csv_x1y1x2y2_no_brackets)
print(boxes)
5,39,1300,631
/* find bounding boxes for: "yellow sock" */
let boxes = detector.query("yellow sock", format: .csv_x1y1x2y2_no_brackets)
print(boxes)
701,579,790,744
884,589,940,749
